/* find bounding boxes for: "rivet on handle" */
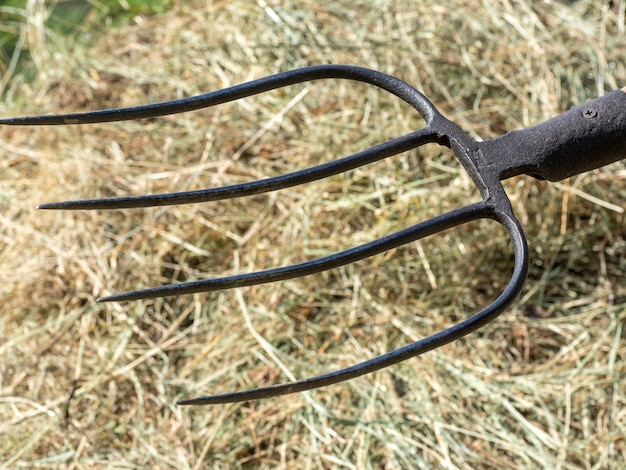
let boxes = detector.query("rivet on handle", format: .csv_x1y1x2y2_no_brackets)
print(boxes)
582,108,598,119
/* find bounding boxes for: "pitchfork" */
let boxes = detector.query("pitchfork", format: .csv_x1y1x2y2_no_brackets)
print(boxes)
2,65,625,405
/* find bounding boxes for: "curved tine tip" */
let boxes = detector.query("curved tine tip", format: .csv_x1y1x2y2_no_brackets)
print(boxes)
0,114,87,126
177,394,248,406
37,197,142,211
37,202,62,210
0,116,31,125
97,292,142,303
96,278,206,302
176,377,330,404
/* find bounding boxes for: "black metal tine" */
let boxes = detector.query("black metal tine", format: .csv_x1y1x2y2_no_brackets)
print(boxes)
0,65,437,127
38,128,440,210
98,202,489,302
177,208,529,405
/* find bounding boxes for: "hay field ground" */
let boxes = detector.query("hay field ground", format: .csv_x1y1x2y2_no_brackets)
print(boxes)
1,0,625,468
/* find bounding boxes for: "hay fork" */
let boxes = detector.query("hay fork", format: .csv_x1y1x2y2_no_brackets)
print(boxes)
2,65,625,405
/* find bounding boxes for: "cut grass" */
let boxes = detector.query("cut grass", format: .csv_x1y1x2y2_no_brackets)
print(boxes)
1,0,625,468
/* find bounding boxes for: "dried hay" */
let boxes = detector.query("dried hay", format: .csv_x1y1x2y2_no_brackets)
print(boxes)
1,0,625,468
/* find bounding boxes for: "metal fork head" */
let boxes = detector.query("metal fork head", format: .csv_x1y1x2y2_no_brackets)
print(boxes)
2,65,625,405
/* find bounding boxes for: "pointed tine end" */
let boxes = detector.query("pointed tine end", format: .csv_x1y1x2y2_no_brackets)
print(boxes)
96,290,155,303
37,197,124,210
37,201,80,210
177,396,228,406
0,114,79,126
37,195,157,211
0,116,30,125
176,362,354,406
176,385,283,406
96,279,206,302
